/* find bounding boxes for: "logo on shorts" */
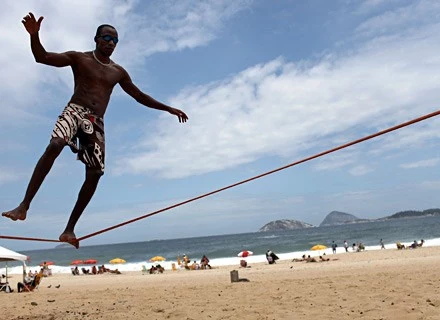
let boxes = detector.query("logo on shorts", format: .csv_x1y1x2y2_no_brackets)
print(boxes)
81,119,94,134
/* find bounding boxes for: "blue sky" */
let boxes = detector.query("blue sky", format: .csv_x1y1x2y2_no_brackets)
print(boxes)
1,0,439,250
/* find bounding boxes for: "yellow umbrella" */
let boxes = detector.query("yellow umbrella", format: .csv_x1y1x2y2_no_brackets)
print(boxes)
109,258,126,264
311,244,327,251
149,256,166,262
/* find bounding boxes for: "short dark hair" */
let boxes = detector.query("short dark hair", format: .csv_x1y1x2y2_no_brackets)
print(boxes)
95,24,116,38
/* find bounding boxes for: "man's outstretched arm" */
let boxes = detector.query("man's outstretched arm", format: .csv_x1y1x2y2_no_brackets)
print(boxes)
23,12,73,67
119,71,188,123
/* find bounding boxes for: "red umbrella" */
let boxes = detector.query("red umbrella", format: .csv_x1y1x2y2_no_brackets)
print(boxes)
237,250,253,258
83,259,97,265
70,259,84,265
39,261,54,266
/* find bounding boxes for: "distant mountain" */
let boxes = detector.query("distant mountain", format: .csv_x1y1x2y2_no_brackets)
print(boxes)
54,243,73,249
259,219,314,232
259,208,440,232
382,208,440,219
319,211,370,227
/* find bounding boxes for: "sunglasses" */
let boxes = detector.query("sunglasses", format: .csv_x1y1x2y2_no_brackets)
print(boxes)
98,35,119,44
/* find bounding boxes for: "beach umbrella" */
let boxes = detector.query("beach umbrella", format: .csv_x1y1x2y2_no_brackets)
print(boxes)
109,258,126,264
84,259,98,265
70,259,83,265
237,250,253,258
311,244,327,256
149,256,166,262
39,261,54,266
311,245,327,251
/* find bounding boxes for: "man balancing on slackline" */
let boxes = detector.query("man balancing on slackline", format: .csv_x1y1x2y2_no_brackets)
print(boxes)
2,12,188,248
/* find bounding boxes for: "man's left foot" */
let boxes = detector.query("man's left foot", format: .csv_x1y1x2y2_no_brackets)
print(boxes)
59,231,79,249
2,203,28,221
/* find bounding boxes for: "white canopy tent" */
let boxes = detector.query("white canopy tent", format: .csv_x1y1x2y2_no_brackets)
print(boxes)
0,245,27,283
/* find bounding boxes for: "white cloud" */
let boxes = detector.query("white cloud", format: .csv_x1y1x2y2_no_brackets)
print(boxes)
355,0,440,37
114,1,440,178
313,152,357,171
349,165,373,176
116,1,252,59
0,0,251,123
400,158,439,169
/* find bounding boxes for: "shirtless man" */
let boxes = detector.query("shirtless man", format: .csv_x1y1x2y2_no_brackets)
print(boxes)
2,12,188,248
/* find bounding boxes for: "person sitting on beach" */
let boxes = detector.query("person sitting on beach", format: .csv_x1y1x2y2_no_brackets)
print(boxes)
17,270,43,292
108,268,121,274
98,265,110,274
319,255,330,262
149,265,157,274
17,279,33,292
190,261,200,270
91,265,97,275
266,250,279,264
356,243,365,252
419,239,425,247
306,255,317,263
155,264,165,273
396,242,405,250
200,255,212,269
409,240,419,249
182,254,191,269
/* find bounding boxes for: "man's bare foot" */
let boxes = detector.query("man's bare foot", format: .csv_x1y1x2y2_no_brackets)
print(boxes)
59,231,79,249
2,204,28,221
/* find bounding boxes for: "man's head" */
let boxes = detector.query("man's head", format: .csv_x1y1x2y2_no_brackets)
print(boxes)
94,24,118,56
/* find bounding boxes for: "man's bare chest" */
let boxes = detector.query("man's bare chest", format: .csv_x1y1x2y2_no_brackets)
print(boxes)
74,59,122,87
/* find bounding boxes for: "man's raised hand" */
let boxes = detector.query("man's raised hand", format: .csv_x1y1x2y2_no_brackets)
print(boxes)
169,107,188,123
22,12,44,35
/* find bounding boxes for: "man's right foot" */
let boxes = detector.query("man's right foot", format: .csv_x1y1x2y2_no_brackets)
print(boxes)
2,204,28,221
59,231,79,249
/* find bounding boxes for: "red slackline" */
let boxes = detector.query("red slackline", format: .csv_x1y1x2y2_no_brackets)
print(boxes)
1,109,440,244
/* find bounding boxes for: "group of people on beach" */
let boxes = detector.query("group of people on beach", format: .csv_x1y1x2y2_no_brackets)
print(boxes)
292,254,333,263
396,239,425,250
177,254,212,270
71,265,121,276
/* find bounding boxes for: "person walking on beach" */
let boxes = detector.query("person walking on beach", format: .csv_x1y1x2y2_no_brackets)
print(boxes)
1,12,188,248
331,241,337,254
380,239,385,249
344,240,349,252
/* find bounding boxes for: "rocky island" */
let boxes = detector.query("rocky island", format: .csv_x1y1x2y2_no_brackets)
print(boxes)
258,219,314,232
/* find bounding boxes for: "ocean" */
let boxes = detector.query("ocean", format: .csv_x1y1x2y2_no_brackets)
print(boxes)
2,216,440,275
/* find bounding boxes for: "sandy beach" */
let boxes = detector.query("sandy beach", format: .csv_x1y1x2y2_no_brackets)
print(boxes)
1,246,440,320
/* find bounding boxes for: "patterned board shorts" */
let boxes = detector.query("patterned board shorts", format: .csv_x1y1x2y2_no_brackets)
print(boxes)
51,103,105,174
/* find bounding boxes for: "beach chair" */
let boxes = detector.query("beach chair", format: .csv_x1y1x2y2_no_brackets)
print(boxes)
0,281,13,293
141,265,148,274
20,272,43,292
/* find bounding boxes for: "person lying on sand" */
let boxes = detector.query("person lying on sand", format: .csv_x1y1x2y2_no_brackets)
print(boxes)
292,254,307,262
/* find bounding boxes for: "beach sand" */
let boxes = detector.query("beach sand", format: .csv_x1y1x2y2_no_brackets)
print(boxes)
2,246,440,320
